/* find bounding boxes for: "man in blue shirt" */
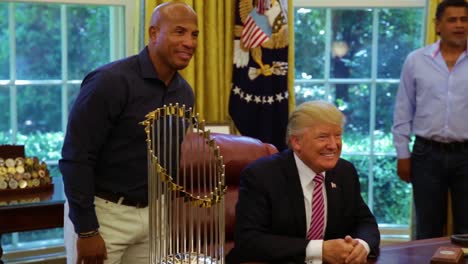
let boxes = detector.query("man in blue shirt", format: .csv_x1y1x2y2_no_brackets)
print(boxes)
59,2,198,263
392,0,468,239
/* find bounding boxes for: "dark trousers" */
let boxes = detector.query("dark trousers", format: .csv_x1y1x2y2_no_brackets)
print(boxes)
411,137,468,239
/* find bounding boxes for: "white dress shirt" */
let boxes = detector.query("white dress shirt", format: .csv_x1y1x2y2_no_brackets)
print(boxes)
293,153,370,264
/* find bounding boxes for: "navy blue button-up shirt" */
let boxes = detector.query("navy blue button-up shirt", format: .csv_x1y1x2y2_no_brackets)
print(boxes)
59,47,194,233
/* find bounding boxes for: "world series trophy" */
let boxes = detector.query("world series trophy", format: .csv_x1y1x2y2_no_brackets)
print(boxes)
141,104,226,264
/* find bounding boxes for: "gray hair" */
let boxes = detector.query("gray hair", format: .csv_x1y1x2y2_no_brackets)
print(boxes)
286,100,345,148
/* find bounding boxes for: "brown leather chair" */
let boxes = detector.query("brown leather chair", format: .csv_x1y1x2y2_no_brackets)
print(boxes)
179,132,278,254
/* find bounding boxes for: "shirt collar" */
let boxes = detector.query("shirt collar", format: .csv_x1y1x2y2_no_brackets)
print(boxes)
426,39,468,58
139,46,159,79
138,46,183,92
293,152,325,190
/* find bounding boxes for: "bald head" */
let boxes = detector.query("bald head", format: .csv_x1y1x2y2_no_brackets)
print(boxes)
150,1,197,28
147,1,198,84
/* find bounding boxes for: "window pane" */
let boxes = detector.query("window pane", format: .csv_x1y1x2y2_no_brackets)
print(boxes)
294,8,326,80
18,228,63,244
341,154,369,204
1,233,12,246
17,85,61,133
331,9,372,79
333,83,370,153
375,83,398,152
68,5,111,80
48,164,61,178
16,132,64,161
15,3,61,80
373,156,411,225
0,86,10,143
68,84,80,113
294,83,329,106
2,228,63,251
378,9,424,78
16,85,62,161
0,2,8,79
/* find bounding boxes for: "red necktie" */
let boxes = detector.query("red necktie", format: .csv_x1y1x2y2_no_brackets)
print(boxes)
307,173,325,240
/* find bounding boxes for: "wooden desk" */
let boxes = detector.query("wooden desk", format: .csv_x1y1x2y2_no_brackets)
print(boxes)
240,237,466,264
0,177,65,263
371,237,467,263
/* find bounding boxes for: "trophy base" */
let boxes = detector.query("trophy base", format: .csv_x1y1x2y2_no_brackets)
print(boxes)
159,253,218,264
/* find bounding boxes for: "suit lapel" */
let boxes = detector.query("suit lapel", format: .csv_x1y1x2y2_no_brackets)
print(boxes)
324,163,342,238
282,150,307,237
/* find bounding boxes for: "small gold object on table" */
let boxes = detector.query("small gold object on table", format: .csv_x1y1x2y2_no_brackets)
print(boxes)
0,145,53,199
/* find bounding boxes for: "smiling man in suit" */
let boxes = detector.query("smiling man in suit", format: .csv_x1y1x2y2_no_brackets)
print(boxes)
227,100,380,264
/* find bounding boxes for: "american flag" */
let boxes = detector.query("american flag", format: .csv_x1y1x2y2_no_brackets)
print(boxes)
230,0,289,151
241,8,272,49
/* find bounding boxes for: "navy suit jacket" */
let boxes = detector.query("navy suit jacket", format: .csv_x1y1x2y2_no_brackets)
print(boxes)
226,149,380,264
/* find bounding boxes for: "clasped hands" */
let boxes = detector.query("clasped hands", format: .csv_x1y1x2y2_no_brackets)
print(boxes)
322,235,368,264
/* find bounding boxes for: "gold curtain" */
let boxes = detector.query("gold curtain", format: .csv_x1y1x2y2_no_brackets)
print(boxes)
424,0,453,236
426,0,442,44
132,0,141,55
287,0,295,114
144,0,295,124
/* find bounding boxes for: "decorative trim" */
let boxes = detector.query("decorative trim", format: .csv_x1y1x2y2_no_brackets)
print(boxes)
232,85,289,105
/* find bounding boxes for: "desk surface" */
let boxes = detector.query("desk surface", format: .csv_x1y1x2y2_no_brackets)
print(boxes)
372,237,467,264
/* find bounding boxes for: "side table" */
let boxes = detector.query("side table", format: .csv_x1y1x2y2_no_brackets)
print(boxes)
0,177,65,263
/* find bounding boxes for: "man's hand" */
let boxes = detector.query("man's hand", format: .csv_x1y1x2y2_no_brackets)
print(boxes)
397,158,411,183
322,238,355,263
344,236,368,264
76,233,107,264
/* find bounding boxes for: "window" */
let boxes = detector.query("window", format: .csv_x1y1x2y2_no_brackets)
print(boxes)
293,0,425,239
0,0,136,254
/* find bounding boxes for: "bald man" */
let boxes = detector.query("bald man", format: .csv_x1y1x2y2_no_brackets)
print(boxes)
60,2,198,263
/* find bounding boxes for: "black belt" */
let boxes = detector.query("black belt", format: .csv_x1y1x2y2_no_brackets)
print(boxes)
95,191,148,208
416,136,468,152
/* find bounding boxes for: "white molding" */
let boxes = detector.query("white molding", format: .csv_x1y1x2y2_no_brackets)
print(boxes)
294,0,425,8
123,0,137,56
